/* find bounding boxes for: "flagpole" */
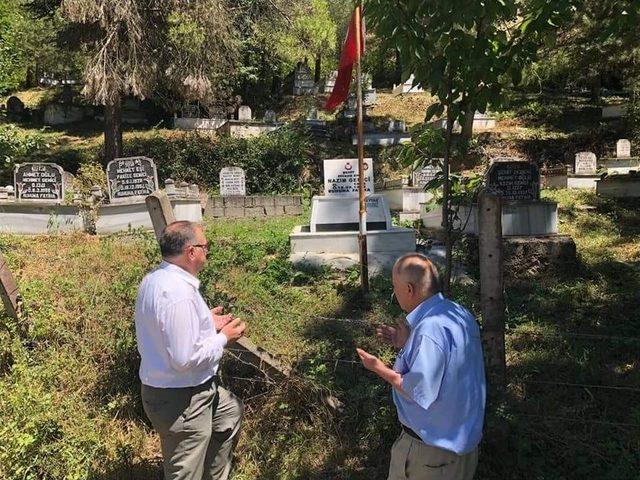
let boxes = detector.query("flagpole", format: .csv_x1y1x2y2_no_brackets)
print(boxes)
354,3,369,293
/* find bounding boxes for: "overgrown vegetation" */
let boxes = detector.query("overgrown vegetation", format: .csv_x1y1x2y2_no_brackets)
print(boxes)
0,190,637,479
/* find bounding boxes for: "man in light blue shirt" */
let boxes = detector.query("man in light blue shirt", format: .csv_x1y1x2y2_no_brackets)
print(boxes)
357,253,486,480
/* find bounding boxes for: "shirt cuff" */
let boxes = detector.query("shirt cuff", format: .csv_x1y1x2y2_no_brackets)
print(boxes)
217,332,228,349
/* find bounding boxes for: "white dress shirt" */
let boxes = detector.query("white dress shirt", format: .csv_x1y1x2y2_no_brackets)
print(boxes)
135,261,227,388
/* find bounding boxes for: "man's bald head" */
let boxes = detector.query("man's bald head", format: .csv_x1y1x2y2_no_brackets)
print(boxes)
159,221,202,258
393,253,441,297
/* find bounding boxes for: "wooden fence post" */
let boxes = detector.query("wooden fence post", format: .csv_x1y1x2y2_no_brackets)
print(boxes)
145,191,176,241
144,191,291,380
478,189,506,392
0,252,21,321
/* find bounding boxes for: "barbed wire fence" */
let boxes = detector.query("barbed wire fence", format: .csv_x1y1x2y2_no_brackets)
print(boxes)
221,315,640,431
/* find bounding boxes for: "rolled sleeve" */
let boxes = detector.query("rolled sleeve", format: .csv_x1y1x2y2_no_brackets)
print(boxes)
159,298,227,372
401,335,446,410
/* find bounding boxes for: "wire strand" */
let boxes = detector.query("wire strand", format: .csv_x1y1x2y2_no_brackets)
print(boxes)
515,379,640,393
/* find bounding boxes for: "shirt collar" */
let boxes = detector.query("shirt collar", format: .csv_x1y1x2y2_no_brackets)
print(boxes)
159,260,201,289
405,292,445,328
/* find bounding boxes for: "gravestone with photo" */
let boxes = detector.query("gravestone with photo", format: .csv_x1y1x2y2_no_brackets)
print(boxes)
220,167,246,196
106,156,158,204
15,163,64,202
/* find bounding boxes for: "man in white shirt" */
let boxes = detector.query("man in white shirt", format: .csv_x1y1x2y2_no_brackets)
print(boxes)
135,220,246,480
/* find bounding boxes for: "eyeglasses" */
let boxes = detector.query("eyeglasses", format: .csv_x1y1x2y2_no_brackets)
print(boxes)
189,242,211,251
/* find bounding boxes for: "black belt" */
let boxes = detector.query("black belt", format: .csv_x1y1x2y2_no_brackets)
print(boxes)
402,424,422,441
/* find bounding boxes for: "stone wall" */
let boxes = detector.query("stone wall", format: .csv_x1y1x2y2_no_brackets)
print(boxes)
204,195,303,219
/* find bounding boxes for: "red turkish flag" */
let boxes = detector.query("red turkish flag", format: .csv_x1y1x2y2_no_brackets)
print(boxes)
324,6,365,111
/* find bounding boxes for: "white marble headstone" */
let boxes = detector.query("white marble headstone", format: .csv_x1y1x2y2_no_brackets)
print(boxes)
574,152,597,175
238,105,252,121
220,167,246,196
324,158,374,197
617,139,631,158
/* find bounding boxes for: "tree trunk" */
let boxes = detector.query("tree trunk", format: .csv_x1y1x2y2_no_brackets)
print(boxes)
314,53,322,84
461,102,475,142
442,99,455,297
25,67,35,88
590,74,602,104
271,75,280,94
394,49,402,85
104,98,123,163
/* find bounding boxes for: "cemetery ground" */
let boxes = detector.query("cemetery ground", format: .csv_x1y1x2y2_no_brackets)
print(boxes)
0,189,638,479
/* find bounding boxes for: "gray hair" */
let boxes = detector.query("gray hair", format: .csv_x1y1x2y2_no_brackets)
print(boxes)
393,253,441,294
159,221,201,258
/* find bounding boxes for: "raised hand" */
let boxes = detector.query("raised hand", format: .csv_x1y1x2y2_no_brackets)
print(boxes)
356,348,383,373
220,318,246,344
376,317,410,349
211,306,233,331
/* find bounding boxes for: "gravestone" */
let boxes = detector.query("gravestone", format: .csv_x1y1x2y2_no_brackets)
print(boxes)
6,96,25,115
307,107,319,120
412,161,443,188
264,110,277,123
324,158,374,197
323,70,338,93
106,156,158,203
347,94,357,110
181,104,200,118
363,88,377,107
14,163,64,202
219,167,246,196
617,139,631,158
487,161,540,201
388,120,407,133
293,61,315,95
238,105,252,121
575,151,597,175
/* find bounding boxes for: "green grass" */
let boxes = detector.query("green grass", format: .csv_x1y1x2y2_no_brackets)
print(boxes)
0,195,639,477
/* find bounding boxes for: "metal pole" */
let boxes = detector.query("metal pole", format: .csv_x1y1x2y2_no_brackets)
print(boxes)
354,4,369,293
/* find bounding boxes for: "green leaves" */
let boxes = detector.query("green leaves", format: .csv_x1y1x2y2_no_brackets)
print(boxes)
424,102,444,122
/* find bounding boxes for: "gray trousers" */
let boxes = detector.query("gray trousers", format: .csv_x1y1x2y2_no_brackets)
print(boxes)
387,430,478,480
141,378,243,480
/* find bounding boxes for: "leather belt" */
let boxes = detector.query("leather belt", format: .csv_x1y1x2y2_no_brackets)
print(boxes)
402,424,422,441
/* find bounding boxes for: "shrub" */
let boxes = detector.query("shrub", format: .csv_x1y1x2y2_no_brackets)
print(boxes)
121,125,316,194
0,125,50,184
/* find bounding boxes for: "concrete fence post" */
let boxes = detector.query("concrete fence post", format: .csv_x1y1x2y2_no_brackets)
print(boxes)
478,189,506,392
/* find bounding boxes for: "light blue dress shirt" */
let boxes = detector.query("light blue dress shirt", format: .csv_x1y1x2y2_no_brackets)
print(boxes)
392,293,486,455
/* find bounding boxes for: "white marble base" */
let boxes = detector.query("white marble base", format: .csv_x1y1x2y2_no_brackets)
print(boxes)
96,198,202,234
173,117,227,131
380,187,433,213
351,133,412,146
567,175,600,190
290,225,415,254
0,203,83,234
421,201,558,236
310,195,392,233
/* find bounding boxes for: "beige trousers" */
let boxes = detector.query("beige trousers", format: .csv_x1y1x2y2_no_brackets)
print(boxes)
141,378,243,480
387,430,478,480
